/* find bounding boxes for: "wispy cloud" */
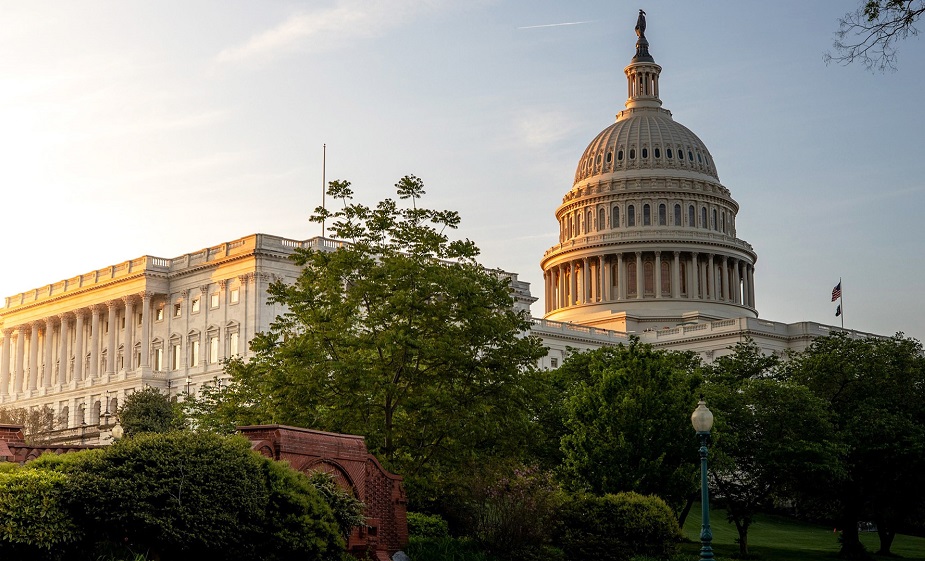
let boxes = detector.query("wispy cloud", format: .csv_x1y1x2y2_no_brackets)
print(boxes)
517,21,595,30
216,0,458,64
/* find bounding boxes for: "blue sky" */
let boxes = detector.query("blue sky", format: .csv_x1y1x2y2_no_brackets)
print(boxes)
1,1,923,341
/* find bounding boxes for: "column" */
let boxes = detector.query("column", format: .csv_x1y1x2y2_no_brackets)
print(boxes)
690,252,699,299
74,311,86,382
582,258,590,304
558,266,565,309
106,301,118,375
140,292,152,368
568,262,577,306
747,264,756,308
601,256,609,302
721,257,730,302
0,329,11,396
28,322,40,391
707,254,715,300
58,314,70,384
13,327,26,393
617,253,625,300
635,252,643,299
42,319,54,388
672,252,680,298
733,260,742,304
123,296,135,371
90,305,102,378
654,251,662,299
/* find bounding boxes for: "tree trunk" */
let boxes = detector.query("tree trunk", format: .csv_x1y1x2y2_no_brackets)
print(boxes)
838,517,869,560
876,520,896,556
734,518,750,557
677,492,696,528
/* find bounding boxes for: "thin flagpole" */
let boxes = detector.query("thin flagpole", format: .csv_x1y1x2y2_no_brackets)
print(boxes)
839,277,844,329
322,144,326,238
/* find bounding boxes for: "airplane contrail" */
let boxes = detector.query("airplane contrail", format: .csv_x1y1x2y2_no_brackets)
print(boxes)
517,21,595,30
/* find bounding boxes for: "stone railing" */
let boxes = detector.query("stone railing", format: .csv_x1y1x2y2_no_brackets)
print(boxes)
543,228,754,258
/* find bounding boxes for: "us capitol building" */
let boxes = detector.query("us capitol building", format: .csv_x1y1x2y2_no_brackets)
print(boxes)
0,18,877,443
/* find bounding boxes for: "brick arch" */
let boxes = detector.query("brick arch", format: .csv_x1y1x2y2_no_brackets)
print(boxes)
300,458,358,497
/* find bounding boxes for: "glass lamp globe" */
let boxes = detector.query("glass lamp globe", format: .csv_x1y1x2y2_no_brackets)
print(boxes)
691,399,714,434
111,423,124,440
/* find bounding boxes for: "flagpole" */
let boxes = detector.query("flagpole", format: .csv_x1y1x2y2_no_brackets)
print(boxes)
839,277,844,329
321,143,326,239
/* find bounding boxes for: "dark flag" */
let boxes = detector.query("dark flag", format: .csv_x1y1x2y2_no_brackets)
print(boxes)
835,305,842,317
831,282,842,302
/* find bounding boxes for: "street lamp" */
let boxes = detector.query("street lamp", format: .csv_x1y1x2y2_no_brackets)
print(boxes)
691,398,715,561
111,422,124,441
185,376,192,395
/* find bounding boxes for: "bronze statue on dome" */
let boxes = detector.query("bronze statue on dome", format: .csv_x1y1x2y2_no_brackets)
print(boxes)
635,9,646,38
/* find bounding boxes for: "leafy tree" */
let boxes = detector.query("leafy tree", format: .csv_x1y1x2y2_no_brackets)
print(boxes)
555,341,702,520
117,386,185,437
187,176,547,506
0,405,56,443
784,332,925,559
827,1,925,71
704,340,842,556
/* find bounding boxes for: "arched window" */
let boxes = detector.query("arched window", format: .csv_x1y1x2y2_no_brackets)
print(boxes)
667,148,673,159
627,205,636,227
674,204,682,226
712,209,718,230
598,208,605,231
629,148,636,159
606,152,612,163
658,204,667,226
701,207,708,229
644,261,654,295
643,204,651,226
655,148,661,158
688,205,695,227
612,206,620,228
627,261,638,297
661,261,671,296
722,212,727,233
587,210,593,233
618,150,624,161
642,148,648,159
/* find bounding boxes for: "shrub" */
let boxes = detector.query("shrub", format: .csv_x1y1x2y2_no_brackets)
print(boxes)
305,470,366,539
557,492,681,561
0,466,81,559
406,536,496,561
407,512,450,538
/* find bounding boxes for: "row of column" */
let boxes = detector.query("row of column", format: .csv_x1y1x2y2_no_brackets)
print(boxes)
0,293,154,396
544,250,755,313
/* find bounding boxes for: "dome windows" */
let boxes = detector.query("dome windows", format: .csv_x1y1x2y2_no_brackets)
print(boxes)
688,150,694,161
643,204,651,226
618,150,624,161
627,205,636,227
700,207,708,229
606,152,613,163
598,208,605,231
688,205,695,227
712,209,718,230
629,148,636,160
612,206,620,227
658,204,667,226
666,148,673,159
654,148,661,158
697,153,703,164
642,148,648,159
674,204,681,226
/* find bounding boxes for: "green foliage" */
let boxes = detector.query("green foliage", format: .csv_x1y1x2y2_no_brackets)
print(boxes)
305,470,366,539
187,176,547,506
703,340,842,556
555,341,702,514
406,536,499,561
828,1,925,71
407,512,449,539
0,405,56,443
0,466,81,558
557,492,682,561
783,333,925,558
117,386,185,437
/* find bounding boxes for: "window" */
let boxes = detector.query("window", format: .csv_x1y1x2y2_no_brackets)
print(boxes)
698,153,703,163
209,336,219,364
550,358,558,368
190,340,200,367
661,261,671,296
121,316,125,329
606,152,612,163
667,148,673,159
642,148,648,158
586,211,592,233
598,208,605,231
627,205,636,227
712,209,718,230
644,261,654,295
154,348,163,371
688,205,695,227
174,303,182,317
156,307,164,321
617,150,624,161
654,148,661,158
627,261,637,297
658,204,667,226
674,204,682,226
137,313,142,326
230,288,240,304
191,298,201,314
689,150,694,161
701,207,708,229
722,213,727,233
643,204,651,226
629,148,636,159
210,293,220,309
612,206,620,228
228,332,239,356
172,344,181,371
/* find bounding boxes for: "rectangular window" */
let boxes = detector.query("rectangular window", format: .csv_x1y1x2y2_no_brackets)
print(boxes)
121,316,125,329
210,293,220,309
550,358,558,368
174,303,182,317
230,288,240,304
229,332,239,356
172,344,181,371
209,336,219,363
156,307,164,321
137,313,142,326
190,341,200,367
154,348,163,371
191,298,201,313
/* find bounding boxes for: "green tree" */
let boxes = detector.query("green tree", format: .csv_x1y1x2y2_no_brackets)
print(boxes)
704,340,842,556
188,176,547,506
556,341,702,520
0,405,56,444
117,386,185,437
785,332,925,559
827,1,925,71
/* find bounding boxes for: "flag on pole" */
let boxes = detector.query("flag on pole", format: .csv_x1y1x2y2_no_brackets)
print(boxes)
831,282,842,302
835,305,842,317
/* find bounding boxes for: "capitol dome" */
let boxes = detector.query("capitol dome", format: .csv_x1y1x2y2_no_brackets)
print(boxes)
540,16,758,333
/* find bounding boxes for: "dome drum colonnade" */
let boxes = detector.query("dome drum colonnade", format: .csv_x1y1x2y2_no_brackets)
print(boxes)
541,15,758,331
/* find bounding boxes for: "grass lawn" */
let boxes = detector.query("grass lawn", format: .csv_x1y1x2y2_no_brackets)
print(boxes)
681,505,925,561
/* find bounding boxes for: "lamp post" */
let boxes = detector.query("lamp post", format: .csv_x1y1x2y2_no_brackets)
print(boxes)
691,398,715,560
185,375,192,395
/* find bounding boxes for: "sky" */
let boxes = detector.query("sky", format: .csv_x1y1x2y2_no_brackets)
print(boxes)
1,1,923,342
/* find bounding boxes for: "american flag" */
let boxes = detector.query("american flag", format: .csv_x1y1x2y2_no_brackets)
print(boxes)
831,282,841,302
